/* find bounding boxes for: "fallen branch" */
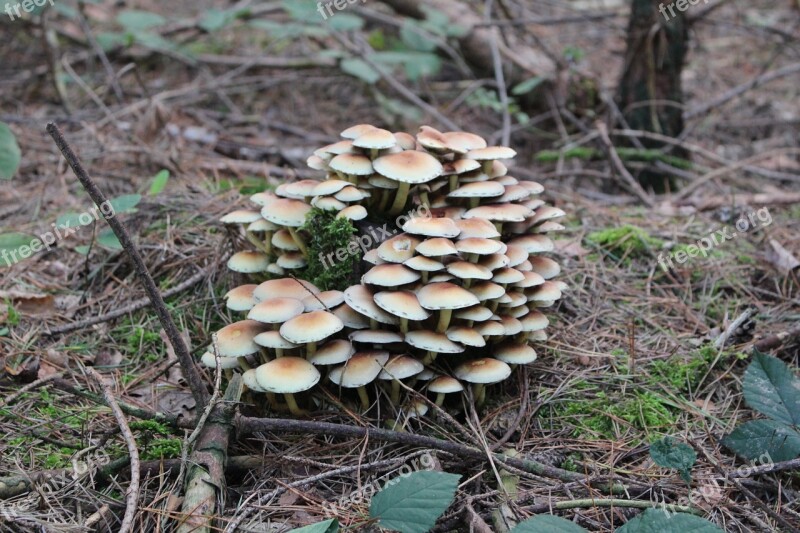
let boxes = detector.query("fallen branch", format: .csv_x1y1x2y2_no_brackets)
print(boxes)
714,308,755,349
46,122,209,410
523,497,702,516
754,325,800,352
595,122,655,206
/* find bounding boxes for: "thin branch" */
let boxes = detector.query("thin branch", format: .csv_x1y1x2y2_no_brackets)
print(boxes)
595,121,655,206
46,122,209,409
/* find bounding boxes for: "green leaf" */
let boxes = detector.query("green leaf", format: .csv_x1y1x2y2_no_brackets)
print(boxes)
74,245,91,256
96,31,131,51
722,419,800,462
199,9,237,32
55,212,85,229
117,10,166,31
402,53,441,80
249,19,328,39
0,233,32,267
0,122,21,180
616,509,722,532
328,13,364,31
282,0,319,20
512,76,546,96
340,58,380,84
288,519,339,533
97,228,122,250
369,471,460,533
109,194,142,214
400,20,438,52
512,515,588,532
133,32,179,53
148,170,170,196
743,350,800,426
0,327,8,336
649,437,697,484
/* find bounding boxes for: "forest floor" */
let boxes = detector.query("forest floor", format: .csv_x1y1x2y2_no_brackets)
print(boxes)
1,0,799,531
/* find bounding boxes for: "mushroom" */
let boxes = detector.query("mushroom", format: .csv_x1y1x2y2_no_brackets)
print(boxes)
224,284,258,312
454,358,512,406
344,284,401,328
353,127,396,158
308,339,355,366
373,290,431,333
329,153,373,184
260,199,312,256
427,376,464,406
362,263,421,288
280,310,344,358
466,146,517,175
417,282,479,333
378,354,424,404
403,255,445,284
372,150,443,215
255,357,320,415
328,351,390,409
494,343,537,369
227,251,269,274
254,330,299,359
301,290,345,312
253,278,320,302
247,297,304,329
405,329,464,364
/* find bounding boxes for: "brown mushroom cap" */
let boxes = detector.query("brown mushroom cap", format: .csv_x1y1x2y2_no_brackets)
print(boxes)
255,357,320,393
261,198,312,227
404,256,445,272
529,256,562,279
242,368,267,392
504,245,529,267
277,252,307,270
272,229,300,251
313,179,351,196
415,238,458,257
479,253,510,270
378,354,424,380
200,351,241,369
454,358,512,384
446,261,493,281
444,158,482,175
253,330,299,350
333,302,371,329
349,329,405,345
468,281,505,301
455,218,501,239
494,343,537,365
337,205,368,221
416,125,451,153
393,131,417,150
335,186,370,202
443,131,487,152
280,310,344,344
428,375,465,394
301,290,345,312
373,150,444,184
466,146,517,161
463,203,532,223
254,278,320,302
227,251,269,273
405,330,464,353
329,153,374,176
417,282,480,310
309,339,355,366
329,351,390,388
492,267,525,284
509,235,554,254
446,326,486,347
448,181,505,199
362,264,421,287
217,320,266,357
456,238,505,255
220,210,263,224
455,304,494,321
285,179,322,198
247,297,305,324
373,290,431,321
377,234,421,263
344,285,401,325
225,284,258,312
312,196,347,211
402,217,461,238
515,271,546,289
340,124,377,140
353,128,396,150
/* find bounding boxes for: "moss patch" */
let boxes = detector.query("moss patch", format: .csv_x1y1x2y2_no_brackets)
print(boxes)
301,208,361,291
585,225,663,260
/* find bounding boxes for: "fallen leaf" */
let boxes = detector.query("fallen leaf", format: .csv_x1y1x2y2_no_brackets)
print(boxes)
0,291,56,316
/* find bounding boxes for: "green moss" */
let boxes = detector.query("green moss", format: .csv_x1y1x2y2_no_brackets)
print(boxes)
534,147,692,169
647,344,729,394
585,225,663,260
301,208,361,291
141,438,182,460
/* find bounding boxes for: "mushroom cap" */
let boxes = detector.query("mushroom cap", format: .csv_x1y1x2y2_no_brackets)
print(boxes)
353,128,396,149
217,320,265,356
443,131,487,152
337,205,368,221
498,316,523,335
247,297,305,324
242,368,267,392
329,153,374,176
311,196,347,211
444,158,482,175
520,180,545,194
476,321,505,336
373,290,431,321
454,358,512,384
255,357,320,393
504,245,529,267
316,140,355,157
335,186,370,202
250,191,279,207
253,330,299,350
266,263,285,276
306,154,328,171
285,179,322,198
494,343,537,365
309,339,355,366
417,282,480,310
519,310,549,331
527,281,562,302
404,255,445,272
405,330,464,353
368,175,400,189
497,184,531,203
393,131,417,150
261,198,312,227
349,329,405,344
362,264,421,287
529,256,561,279
456,238,505,255
333,302,371,329
277,252,307,269
280,310,344,344
313,179,351,196
455,218,500,239
492,267,525,284
464,203,532,223
479,253,510,270
428,375,465,394
466,146,517,161
509,235,554,254
377,234,421,263
515,271,546,289
455,304,494,321
341,123,377,139
271,230,299,251
446,326,486,347
254,278,320,301
378,354,424,380
344,285,400,325
247,218,278,232
200,352,241,369
225,284,258,312
448,181,505,198
402,217,460,238
227,251,269,273
530,206,566,225
220,209,262,224
446,261,493,281
301,290,345,312
373,151,443,184
416,125,451,153
329,351,390,388
415,238,458,257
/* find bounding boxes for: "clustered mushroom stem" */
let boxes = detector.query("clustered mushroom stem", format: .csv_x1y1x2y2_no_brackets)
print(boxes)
224,368,233,380
400,318,409,334
288,228,309,257
467,253,478,263
419,191,430,209
435,393,446,407
391,380,401,405
258,348,270,365
494,222,504,235
275,348,285,358
266,392,278,409
436,309,453,333
388,181,411,216
306,342,317,358
421,271,429,284
263,231,273,256
448,175,458,193
377,190,391,212
481,161,493,175
246,231,268,253
357,386,370,410
284,393,307,416
468,198,479,209
422,351,437,365
237,357,251,372
463,279,473,289
370,318,379,329
473,384,487,406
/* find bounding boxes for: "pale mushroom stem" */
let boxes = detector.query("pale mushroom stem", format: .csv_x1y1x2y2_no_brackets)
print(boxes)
422,351,438,364
246,232,268,253
258,349,270,365
391,380,401,404
434,393,446,406
237,357,251,372
482,161,493,175
448,175,458,193
400,318,409,334
370,318,379,329
306,342,317,359
494,222,504,235
284,393,308,416
263,231,273,256
421,271,429,284
357,386,370,410
287,227,309,257
436,309,453,333
468,198,479,209
419,191,430,209
388,181,410,215
275,348,285,358
224,368,233,381
467,253,478,263
377,190,391,212
473,384,487,406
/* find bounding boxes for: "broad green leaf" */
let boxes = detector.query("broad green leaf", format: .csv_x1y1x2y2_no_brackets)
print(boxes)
369,471,460,533
117,10,166,31
0,233,32,267
616,509,722,532
199,9,237,32
512,76,546,96
328,13,364,31
53,3,78,18
743,350,800,426
403,53,441,80
96,31,131,51
288,519,339,533
0,327,8,336
722,419,800,462
512,514,588,532
0,122,21,180
74,245,91,256
400,20,438,52
340,58,380,84
97,228,122,250
148,170,170,196
56,212,85,228
649,437,696,484
108,194,142,214
133,32,179,53
283,0,319,20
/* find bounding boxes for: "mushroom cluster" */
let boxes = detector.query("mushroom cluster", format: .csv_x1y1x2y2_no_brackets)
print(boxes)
209,124,566,415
